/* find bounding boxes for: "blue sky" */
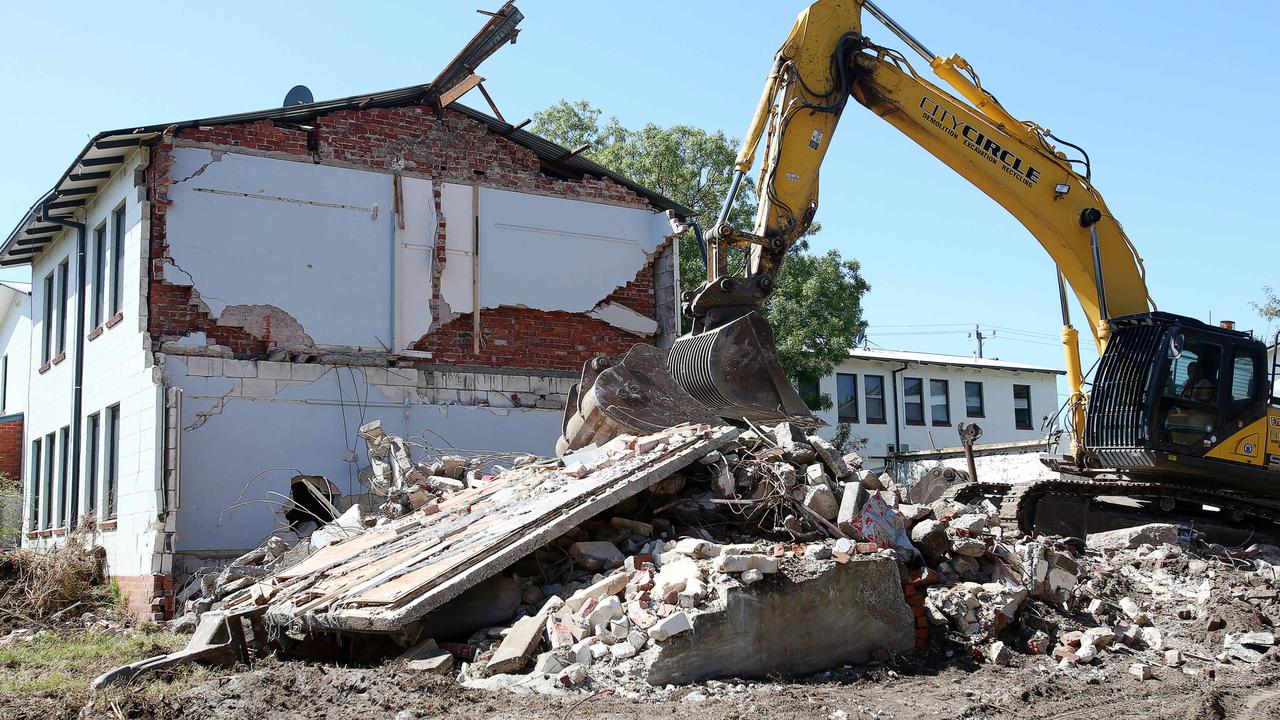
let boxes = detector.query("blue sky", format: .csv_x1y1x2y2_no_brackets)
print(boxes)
3,1,1277,405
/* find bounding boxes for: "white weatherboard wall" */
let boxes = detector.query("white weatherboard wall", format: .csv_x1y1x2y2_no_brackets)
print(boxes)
25,150,165,579
165,356,565,553
0,283,31,417
438,183,668,334
812,354,1060,460
164,147,397,349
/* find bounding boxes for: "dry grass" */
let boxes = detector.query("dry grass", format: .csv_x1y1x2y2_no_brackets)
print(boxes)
0,627,216,720
0,526,110,628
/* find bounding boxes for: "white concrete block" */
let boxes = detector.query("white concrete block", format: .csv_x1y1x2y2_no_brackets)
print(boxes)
361,367,388,386
257,361,292,380
385,368,418,387
290,363,329,382
223,359,256,378
500,374,531,393
185,356,214,377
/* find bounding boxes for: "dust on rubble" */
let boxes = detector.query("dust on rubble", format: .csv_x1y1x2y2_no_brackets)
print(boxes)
78,420,1280,719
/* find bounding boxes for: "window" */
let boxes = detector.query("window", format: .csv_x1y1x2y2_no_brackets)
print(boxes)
92,222,107,328
59,426,71,528
865,375,885,423
86,413,100,517
797,374,821,411
110,205,126,316
1,354,8,411
56,259,69,356
930,379,951,426
965,381,984,417
904,377,924,425
105,404,120,519
42,433,55,529
1230,350,1261,402
836,373,859,422
41,273,53,364
28,438,40,529
1014,384,1033,430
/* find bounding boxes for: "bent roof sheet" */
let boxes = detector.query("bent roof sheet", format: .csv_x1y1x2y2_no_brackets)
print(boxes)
2,83,694,267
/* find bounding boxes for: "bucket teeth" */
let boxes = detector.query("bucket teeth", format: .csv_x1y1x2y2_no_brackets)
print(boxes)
669,312,817,426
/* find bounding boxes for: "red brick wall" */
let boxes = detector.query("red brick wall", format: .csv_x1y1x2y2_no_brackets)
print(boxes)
113,573,174,621
146,106,665,371
0,416,22,483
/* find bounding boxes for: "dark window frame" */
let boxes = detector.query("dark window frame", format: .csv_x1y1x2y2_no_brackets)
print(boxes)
904,377,925,426
42,432,55,529
86,413,100,517
41,273,53,364
110,205,126,316
836,372,859,423
56,259,69,356
28,437,41,529
92,222,107,328
965,380,985,418
105,404,121,519
864,374,886,424
1014,384,1034,430
58,426,71,528
930,378,951,427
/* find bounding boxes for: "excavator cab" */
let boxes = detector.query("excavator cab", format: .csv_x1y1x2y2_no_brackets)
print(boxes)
1083,312,1276,491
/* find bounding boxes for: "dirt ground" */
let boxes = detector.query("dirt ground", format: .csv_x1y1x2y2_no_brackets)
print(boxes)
48,636,1274,720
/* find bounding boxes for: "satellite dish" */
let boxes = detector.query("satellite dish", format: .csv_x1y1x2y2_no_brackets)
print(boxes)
283,85,314,107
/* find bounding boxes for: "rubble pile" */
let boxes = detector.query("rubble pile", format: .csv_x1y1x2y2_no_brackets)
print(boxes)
141,419,1277,697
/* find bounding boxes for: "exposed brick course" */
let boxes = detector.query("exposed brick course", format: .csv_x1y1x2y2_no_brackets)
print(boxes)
113,573,174,621
146,105,666,371
0,416,22,482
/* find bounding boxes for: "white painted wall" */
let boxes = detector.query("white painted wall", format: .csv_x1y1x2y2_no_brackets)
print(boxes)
0,283,31,418
23,150,165,579
438,183,670,335
164,146,397,350
164,356,566,553
810,354,1061,460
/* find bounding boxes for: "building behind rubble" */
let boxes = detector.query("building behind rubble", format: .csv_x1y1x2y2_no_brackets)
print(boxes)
2,83,689,617
807,348,1062,459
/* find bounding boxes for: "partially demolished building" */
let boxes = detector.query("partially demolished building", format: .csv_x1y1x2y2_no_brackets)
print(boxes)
5,19,690,615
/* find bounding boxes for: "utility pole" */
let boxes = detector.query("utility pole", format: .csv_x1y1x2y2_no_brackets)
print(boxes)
968,324,995,358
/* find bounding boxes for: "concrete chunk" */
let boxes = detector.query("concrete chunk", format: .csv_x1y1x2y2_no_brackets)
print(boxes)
803,485,840,521
648,611,693,642
808,435,854,478
1088,523,1180,551
714,553,779,575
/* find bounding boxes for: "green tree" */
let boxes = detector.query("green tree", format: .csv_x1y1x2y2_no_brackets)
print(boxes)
531,101,870,407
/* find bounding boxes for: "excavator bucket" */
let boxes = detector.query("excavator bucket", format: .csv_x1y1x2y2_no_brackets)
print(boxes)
668,311,818,427
557,344,721,454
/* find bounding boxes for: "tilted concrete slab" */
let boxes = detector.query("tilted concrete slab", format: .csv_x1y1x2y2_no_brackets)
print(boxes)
644,557,914,684
226,424,737,634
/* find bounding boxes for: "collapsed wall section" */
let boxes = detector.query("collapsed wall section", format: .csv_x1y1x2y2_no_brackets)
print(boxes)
146,106,679,373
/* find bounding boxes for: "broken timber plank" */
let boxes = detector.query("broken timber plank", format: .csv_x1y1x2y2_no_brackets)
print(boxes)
327,426,737,632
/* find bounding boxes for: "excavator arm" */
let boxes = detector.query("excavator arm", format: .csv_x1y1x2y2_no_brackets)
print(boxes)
678,0,1154,449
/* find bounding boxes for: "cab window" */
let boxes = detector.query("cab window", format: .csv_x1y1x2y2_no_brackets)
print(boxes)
1157,338,1222,449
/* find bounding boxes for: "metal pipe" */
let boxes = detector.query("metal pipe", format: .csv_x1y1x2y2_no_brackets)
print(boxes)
863,0,936,62
39,207,86,530
1056,267,1072,326
718,170,744,224
1088,223,1109,320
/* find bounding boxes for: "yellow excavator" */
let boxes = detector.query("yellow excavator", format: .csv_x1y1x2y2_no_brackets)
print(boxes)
561,0,1280,532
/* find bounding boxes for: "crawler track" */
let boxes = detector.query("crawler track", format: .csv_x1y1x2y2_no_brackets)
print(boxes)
944,476,1280,536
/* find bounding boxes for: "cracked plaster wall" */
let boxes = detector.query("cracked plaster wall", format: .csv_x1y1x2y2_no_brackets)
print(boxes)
164,355,568,551
162,147,396,349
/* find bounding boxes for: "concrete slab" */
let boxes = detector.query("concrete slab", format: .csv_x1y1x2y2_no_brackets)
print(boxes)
644,557,914,684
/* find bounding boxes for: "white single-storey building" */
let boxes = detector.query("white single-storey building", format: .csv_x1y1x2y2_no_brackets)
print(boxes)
807,348,1063,460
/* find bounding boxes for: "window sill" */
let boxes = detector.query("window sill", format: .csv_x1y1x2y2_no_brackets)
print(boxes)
106,312,123,329
932,421,952,428
866,419,887,425
1015,426,1034,431
99,520,118,532
52,352,66,366
24,531,37,540
52,527,67,537
38,362,51,375
88,326,104,341
38,529,53,538
906,421,926,427
967,413,985,419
